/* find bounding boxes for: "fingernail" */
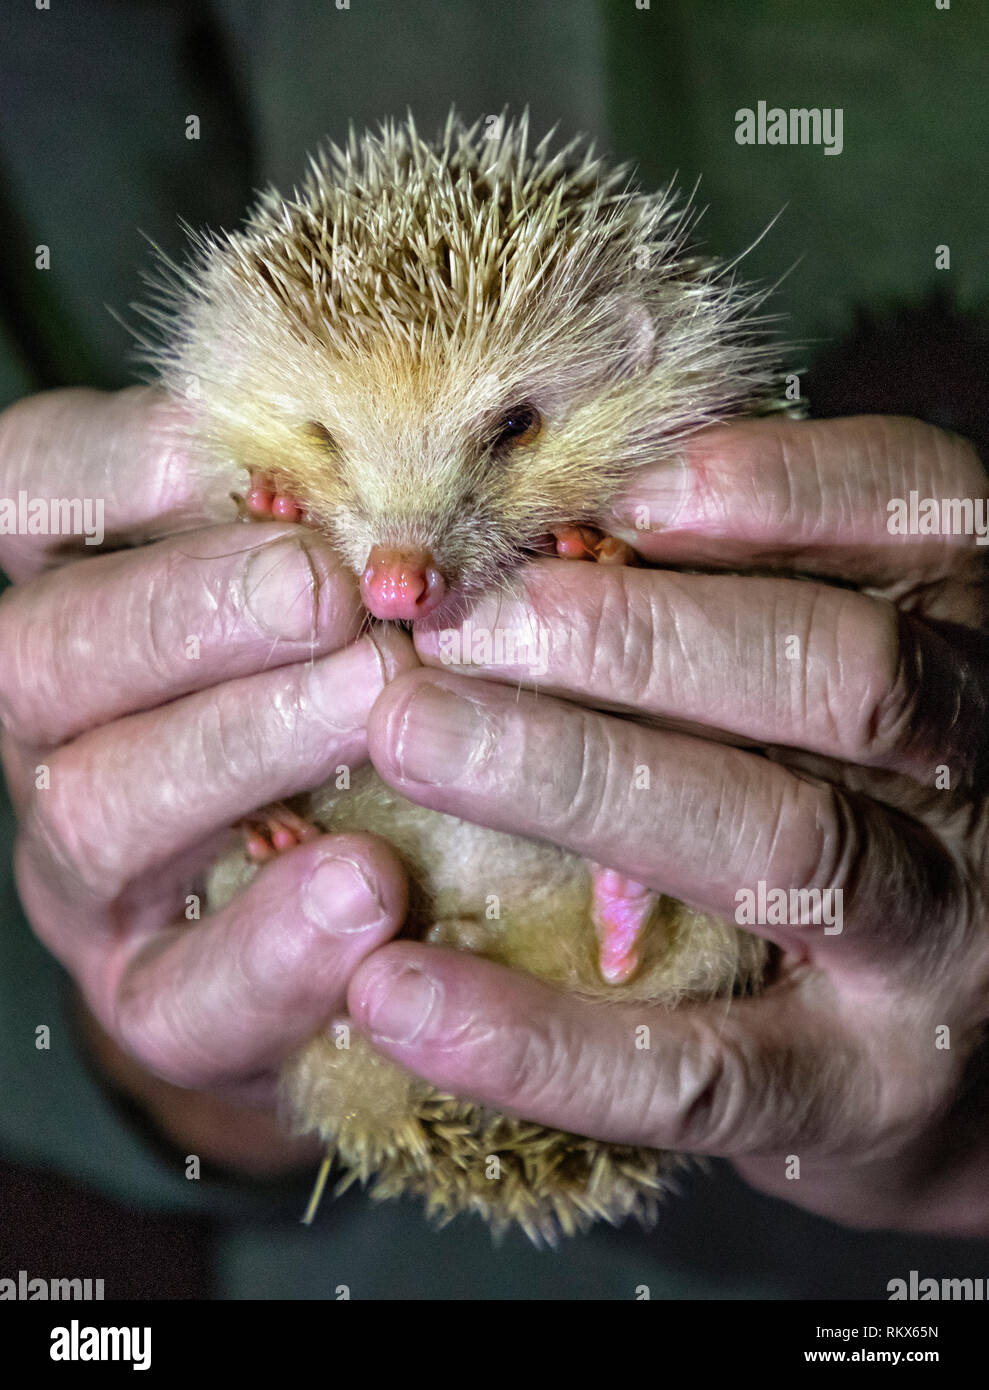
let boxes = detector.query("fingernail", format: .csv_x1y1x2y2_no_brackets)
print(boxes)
364,967,438,1044
303,854,384,933
244,538,318,640
395,684,496,784
607,454,692,534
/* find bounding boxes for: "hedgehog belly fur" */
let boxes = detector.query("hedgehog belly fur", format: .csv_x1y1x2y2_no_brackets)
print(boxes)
206,765,767,1241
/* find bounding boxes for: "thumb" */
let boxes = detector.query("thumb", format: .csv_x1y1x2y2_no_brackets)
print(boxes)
347,943,880,1156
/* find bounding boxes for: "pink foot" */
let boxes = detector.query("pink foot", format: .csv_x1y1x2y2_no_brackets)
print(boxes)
590,864,657,984
551,524,601,560
550,525,637,566
245,471,304,523
242,803,319,863
593,535,636,566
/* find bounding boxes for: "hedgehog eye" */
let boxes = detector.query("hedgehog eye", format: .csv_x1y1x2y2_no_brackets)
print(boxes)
303,421,337,449
491,404,542,451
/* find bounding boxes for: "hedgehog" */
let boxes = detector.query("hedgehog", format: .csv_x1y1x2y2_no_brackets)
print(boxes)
138,111,785,1243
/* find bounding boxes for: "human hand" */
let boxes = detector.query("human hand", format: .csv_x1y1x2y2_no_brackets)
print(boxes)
348,415,989,1235
0,386,417,1174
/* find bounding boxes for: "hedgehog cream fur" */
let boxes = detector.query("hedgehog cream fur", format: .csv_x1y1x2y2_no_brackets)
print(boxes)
142,111,781,1242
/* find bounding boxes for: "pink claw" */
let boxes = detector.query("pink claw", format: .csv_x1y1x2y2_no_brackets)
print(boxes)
246,486,275,517
594,536,636,566
271,493,301,522
242,804,319,863
550,525,637,566
590,865,657,984
244,828,276,862
245,472,303,522
551,525,599,560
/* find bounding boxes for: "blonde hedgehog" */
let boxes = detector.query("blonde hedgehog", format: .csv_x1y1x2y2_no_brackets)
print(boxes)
138,110,784,1242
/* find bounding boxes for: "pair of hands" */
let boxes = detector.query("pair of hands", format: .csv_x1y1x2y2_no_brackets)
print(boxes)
2,385,989,1232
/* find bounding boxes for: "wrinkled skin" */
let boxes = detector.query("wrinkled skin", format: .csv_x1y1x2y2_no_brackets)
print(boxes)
1,385,989,1232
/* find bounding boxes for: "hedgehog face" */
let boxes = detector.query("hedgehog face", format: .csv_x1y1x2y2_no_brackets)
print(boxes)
150,114,779,625
307,396,552,625
249,311,659,626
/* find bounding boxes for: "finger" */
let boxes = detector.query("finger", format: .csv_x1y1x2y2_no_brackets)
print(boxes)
416,562,989,788
18,626,419,921
101,834,408,1094
600,415,988,589
349,943,922,1157
368,670,959,968
0,387,236,582
0,523,364,746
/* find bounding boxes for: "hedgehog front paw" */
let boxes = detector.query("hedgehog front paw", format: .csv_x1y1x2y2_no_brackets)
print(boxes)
550,524,636,566
241,802,320,863
244,470,304,523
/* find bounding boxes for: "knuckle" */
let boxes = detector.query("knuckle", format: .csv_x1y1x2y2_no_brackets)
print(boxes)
141,550,189,682
27,748,124,900
265,674,311,758
583,571,656,705
762,424,803,529
114,1001,214,1091
812,590,916,768
659,1022,749,1152
758,763,860,901
799,585,848,749
525,706,612,841
0,589,25,732
195,697,260,792
242,680,307,784
854,604,919,766
0,573,92,746
195,676,306,799
148,537,258,678
799,777,863,898
484,1017,569,1107
0,589,71,746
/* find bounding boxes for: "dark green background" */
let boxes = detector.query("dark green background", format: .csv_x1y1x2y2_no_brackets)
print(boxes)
0,0,986,1298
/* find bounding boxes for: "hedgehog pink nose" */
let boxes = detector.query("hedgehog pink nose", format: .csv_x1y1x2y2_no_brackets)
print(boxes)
359,545,447,621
